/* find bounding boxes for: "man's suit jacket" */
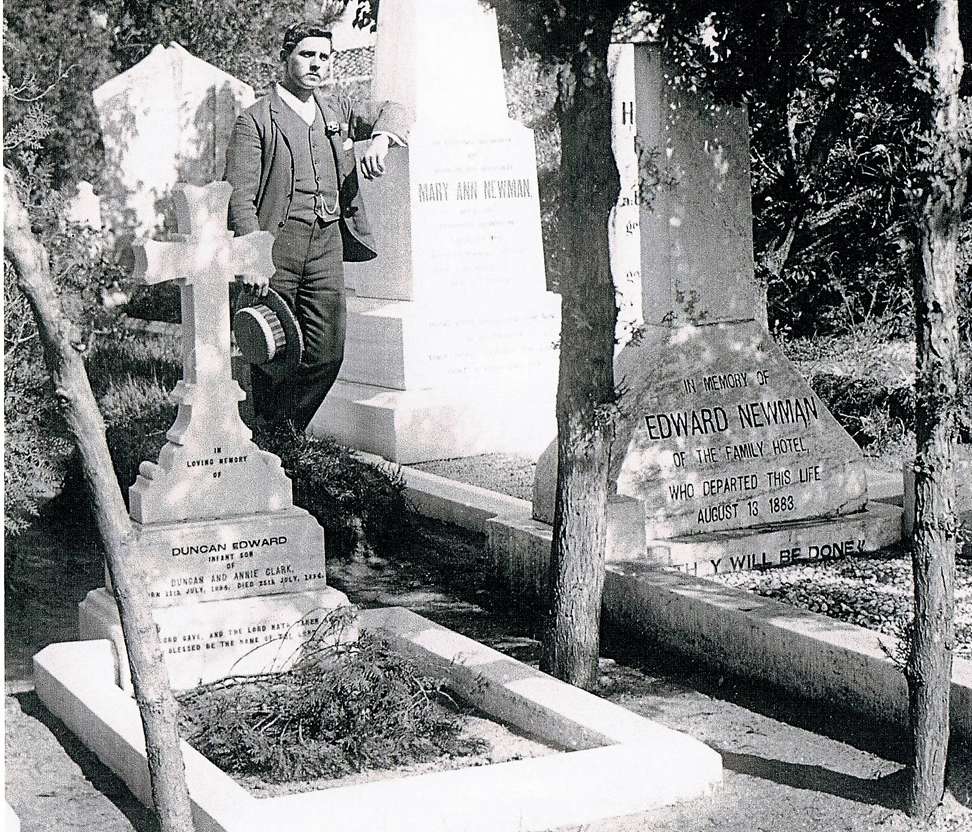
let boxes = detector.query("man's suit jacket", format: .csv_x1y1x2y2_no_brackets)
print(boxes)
224,86,411,262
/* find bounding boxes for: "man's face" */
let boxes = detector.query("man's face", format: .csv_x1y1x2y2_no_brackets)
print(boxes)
283,36,332,93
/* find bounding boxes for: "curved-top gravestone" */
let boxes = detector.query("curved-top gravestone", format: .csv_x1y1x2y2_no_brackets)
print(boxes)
533,44,902,577
94,43,254,241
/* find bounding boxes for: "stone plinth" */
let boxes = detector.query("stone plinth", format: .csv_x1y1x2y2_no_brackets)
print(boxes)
316,370,557,463
125,508,328,605
79,587,355,691
340,295,560,390
311,0,560,462
532,44,899,572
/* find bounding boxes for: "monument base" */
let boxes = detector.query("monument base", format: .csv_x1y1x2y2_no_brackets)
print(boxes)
340,293,561,390
312,374,557,463
79,585,355,692
606,500,903,577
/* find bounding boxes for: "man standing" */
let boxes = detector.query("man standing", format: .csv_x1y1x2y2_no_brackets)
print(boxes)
224,21,410,430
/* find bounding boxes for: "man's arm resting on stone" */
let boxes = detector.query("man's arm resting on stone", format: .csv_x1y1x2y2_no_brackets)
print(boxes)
344,96,411,179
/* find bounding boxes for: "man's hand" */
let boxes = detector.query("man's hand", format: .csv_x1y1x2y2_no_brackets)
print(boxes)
359,134,390,179
239,274,270,297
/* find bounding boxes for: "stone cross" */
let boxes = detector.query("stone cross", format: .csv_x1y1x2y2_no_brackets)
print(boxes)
129,182,292,525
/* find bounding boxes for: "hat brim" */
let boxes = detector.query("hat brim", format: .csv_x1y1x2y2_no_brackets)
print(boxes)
234,287,303,379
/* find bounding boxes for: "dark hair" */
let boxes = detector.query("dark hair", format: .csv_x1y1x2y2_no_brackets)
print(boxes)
280,22,333,59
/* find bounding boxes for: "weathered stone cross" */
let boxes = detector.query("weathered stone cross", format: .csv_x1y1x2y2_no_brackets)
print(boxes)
129,181,292,525
133,181,273,413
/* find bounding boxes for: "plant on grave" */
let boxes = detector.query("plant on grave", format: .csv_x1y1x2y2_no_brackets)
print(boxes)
177,625,487,783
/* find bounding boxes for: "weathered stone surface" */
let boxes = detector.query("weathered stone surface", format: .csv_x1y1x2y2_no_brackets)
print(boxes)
315,370,557,463
611,321,866,538
640,502,902,577
370,0,508,129
347,130,548,302
94,43,253,238
78,587,355,691
534,322,867,535
130,509,327,606
608,44,755,331
531,44,895,571
128,182,289,524
312,0,559,462
85,182,345,689
341,294,560,389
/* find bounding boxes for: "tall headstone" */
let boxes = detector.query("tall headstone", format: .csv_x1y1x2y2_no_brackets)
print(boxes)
312,0,561,463
533,44,902,576
79,183,353,690
94,44,254,240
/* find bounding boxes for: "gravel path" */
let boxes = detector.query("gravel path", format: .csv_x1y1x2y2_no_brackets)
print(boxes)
708,548,972,661
409,454,536,501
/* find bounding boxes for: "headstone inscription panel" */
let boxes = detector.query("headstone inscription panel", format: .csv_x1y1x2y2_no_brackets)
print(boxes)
612,322,866,539
532,45,889,572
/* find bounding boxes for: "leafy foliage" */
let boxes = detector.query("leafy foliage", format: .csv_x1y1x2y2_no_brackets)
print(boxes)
3,65,132,537
3,6,118,189
178,626,486,783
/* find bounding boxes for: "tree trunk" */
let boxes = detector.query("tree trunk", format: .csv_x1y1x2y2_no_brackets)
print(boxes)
541,40,620,690
3,169,197,832
904,0,967,819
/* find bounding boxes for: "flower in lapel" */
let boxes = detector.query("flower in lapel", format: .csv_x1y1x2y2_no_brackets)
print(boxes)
325,120,341,135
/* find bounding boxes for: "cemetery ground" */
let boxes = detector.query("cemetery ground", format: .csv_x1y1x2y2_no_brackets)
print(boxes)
4,329,971,831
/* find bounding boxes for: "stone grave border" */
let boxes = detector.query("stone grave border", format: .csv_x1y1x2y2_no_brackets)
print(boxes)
365,455,972,740
34,607,721,832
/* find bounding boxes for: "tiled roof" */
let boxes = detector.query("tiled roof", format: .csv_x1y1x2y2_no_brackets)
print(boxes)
332,46,374,81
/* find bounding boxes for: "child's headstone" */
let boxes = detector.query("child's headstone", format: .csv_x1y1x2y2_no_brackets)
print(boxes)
80,183,353,690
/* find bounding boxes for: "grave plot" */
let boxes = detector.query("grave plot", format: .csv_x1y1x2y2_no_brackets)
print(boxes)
35,609,721,832
78,181,354,692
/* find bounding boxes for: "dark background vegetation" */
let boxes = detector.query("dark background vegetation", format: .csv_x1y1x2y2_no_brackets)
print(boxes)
3,0,971,540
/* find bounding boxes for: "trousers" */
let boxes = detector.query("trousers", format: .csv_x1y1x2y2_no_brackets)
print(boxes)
251,217,346,431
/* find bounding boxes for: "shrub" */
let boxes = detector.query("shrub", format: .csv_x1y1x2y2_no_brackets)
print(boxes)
66,328,420,558
256,423,422,559
783,326,918,456
178,624,486,783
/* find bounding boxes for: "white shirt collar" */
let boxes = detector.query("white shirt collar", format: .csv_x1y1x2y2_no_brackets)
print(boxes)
275,83,318,126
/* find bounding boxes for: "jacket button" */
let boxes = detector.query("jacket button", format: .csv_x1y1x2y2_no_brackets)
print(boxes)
278,221,285,228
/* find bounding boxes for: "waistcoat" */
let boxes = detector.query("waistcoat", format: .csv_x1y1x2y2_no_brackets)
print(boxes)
273,102,340,224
